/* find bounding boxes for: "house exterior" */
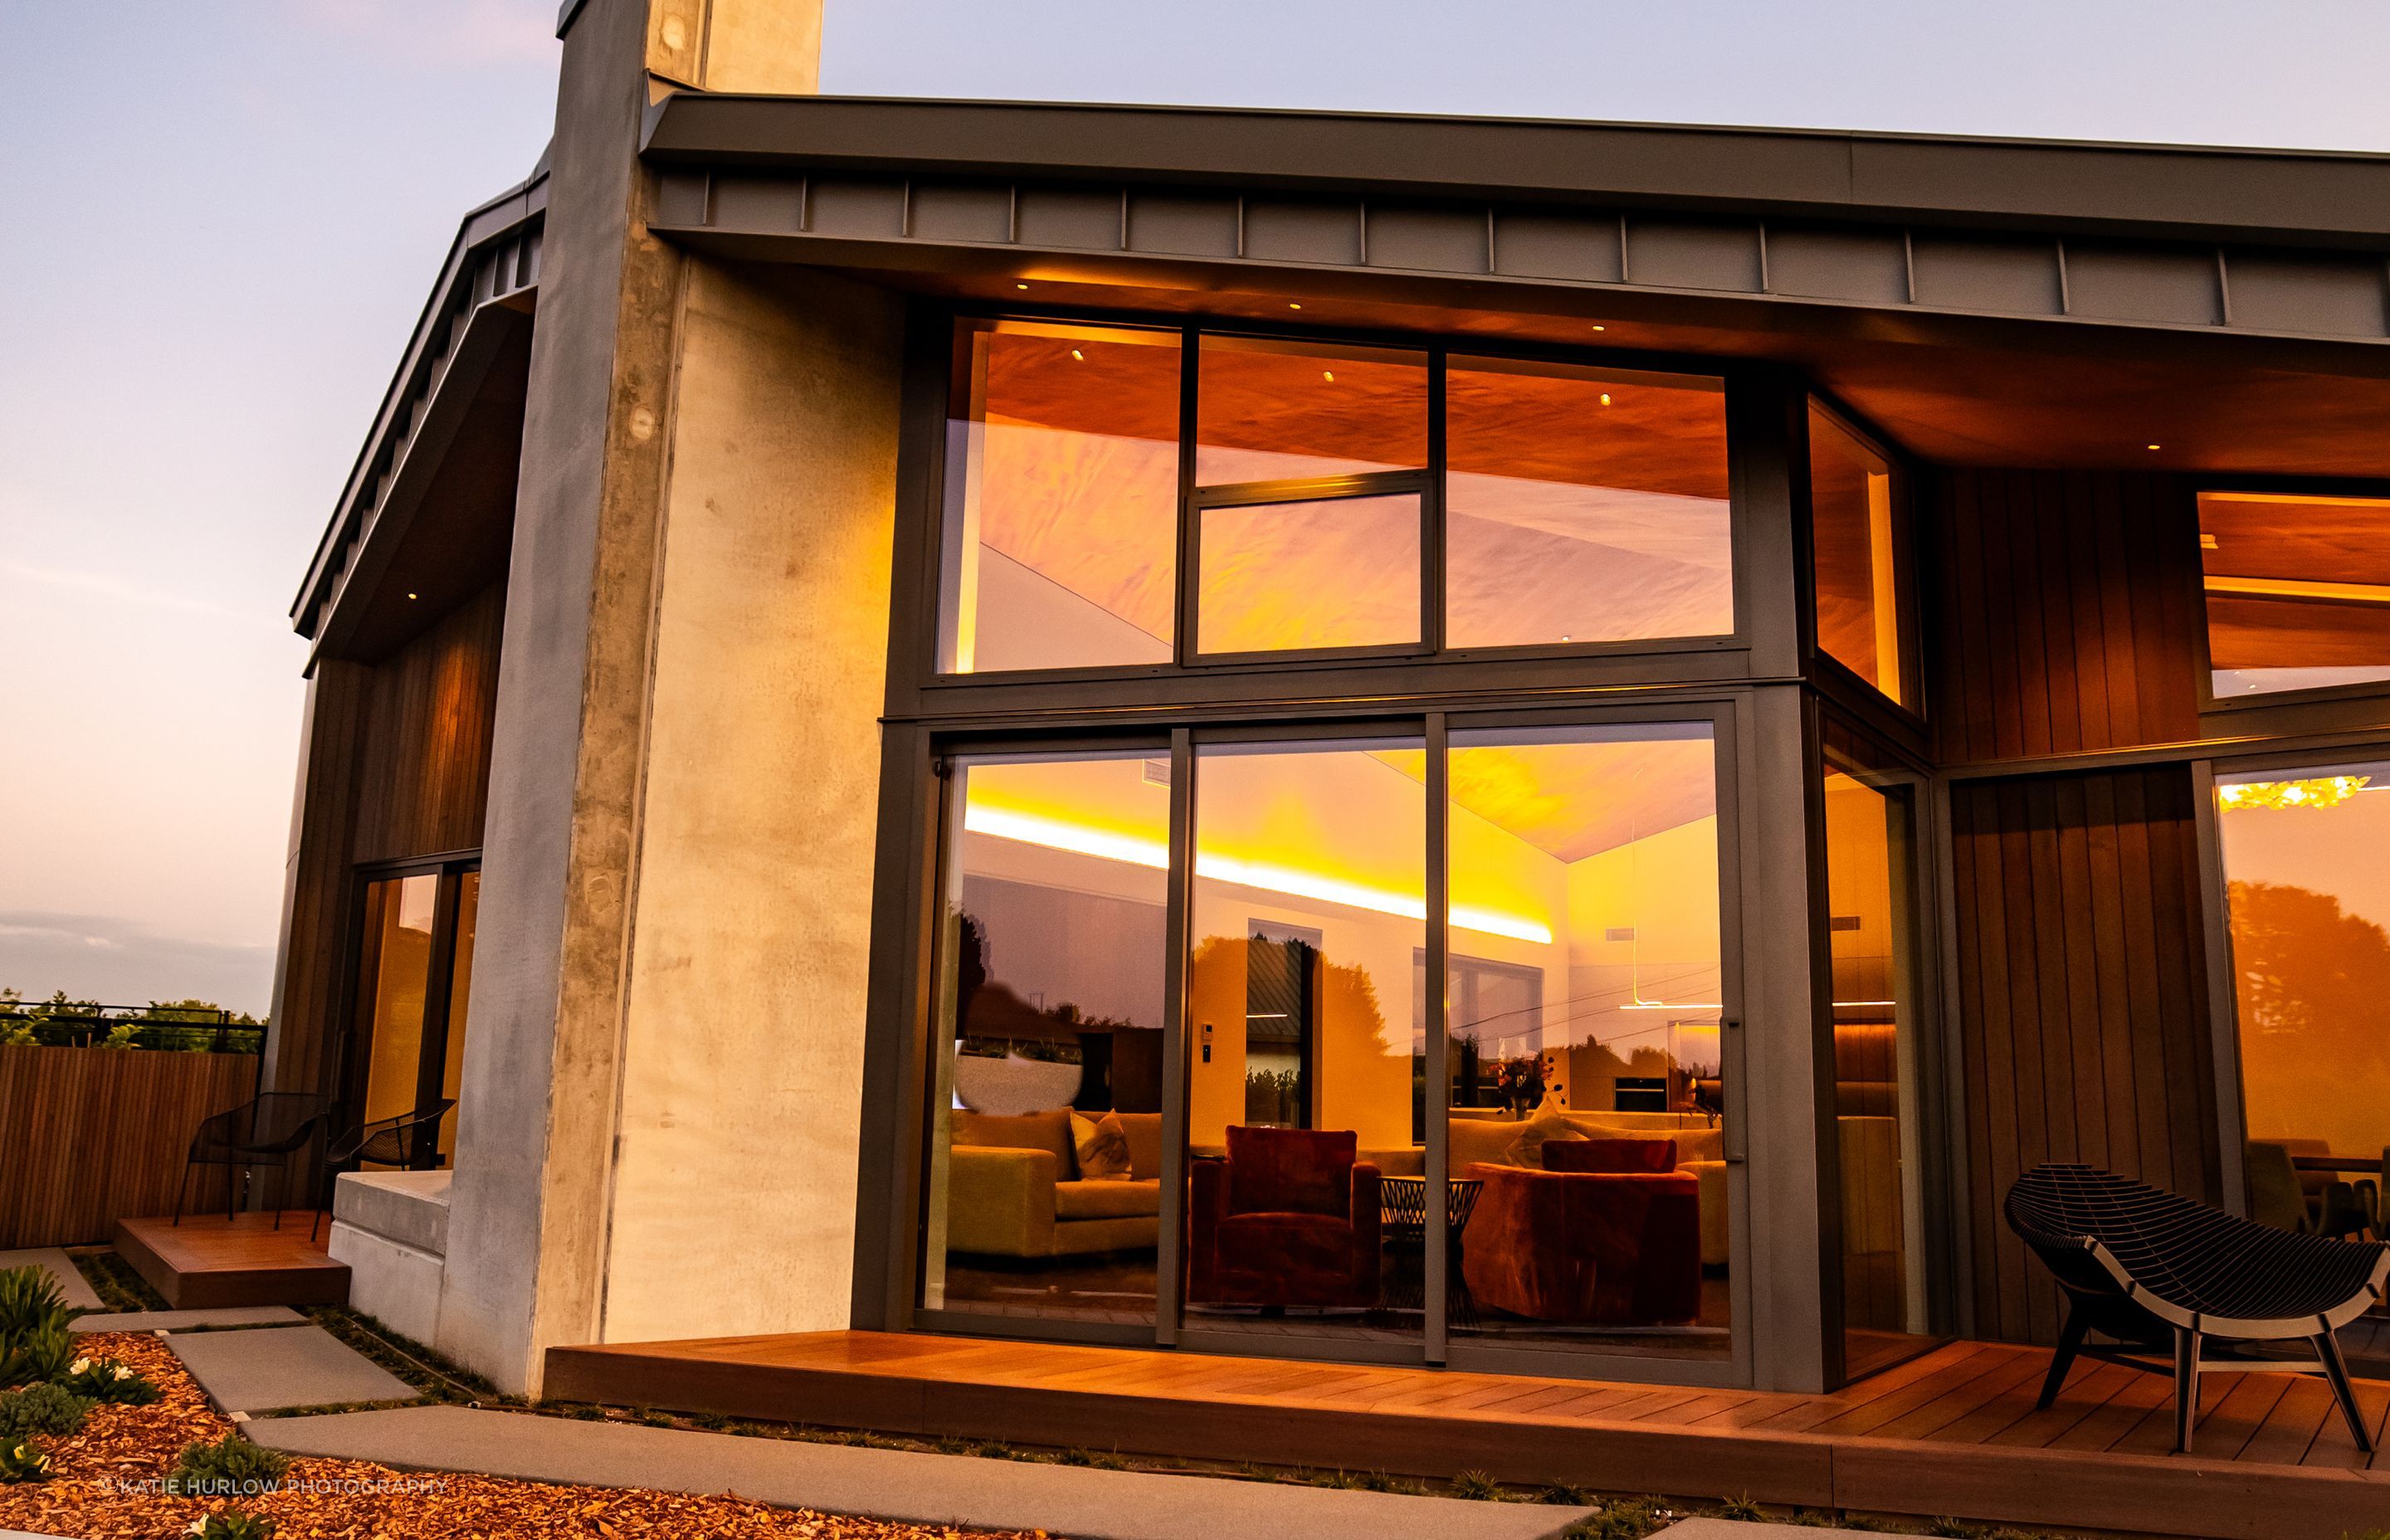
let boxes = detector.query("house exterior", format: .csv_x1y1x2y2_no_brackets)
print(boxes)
266,0,2390,1408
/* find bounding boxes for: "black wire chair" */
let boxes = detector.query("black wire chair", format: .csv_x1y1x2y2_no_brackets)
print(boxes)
175,1092,330,1228
310,1099,456,1242
2006,1162,2390,1455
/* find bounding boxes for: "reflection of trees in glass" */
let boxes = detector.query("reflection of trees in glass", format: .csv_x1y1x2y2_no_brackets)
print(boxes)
1246,1068,1301,1124
2230,880,2390,1154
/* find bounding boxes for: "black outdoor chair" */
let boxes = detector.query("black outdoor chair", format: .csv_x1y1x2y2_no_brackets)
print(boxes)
310,1099,456,1242
176,1092,330,1228
2005,1162,2390,1455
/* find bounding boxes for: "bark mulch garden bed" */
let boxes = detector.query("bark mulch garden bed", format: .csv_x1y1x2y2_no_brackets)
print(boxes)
1,1331,1051,1540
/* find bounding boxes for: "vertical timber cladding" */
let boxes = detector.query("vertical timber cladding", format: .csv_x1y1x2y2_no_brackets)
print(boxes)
1948,766,2222,1347
352,582,508,864
266,583,505,1104
1926,470,2202,763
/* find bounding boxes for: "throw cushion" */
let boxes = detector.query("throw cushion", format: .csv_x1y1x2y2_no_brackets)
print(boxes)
953,1108,1076,1175
1071,1111,1134,1181
1544,1137,1678,1173
1505,1107,1588,1169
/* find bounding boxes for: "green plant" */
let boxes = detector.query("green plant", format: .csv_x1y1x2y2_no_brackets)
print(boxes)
0,1021,32,1047
97,1022,139,1050
0,1265,76,1388
0,1383,93,1440
0,1437,49,1484
1929,1523,1984,1539
1056,1447,1095,1466
1540,1482,1589,1506
933,1437,969,1455
189,1511,279,1539
1714,1494,1767,1521
1450,1469,1506,1502
58,1356,158,1406
637,1409,675,1428
168,1435,289,1497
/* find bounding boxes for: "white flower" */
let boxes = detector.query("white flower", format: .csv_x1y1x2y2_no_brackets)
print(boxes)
113,1366,132,1381
188,1521,208,1536
68,1357,91,1376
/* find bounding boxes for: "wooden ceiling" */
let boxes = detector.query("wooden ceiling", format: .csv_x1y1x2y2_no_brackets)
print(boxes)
934,268,2390,480
974,325,1736,496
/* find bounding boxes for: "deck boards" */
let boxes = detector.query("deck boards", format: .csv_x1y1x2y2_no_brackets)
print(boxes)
114,1211,349,1309
544,1329,2390,1539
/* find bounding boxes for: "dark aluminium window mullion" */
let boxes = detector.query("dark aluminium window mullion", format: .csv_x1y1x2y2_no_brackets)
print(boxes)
1173,327,1200,668
1155,725,1197,1348
1426,348,1447,655
414,868,465,1169
1425,710,1451,1363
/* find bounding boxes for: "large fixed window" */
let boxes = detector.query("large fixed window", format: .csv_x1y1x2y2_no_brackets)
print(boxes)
937,319,1737,672
2199,492,2390,700
2216,758,2390,1226
1448,360,1732,648
1807,405,1908,704
937,320,1182,674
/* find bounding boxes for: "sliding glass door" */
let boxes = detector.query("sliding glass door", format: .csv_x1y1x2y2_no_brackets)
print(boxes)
920,749,1168,1328
1442,722,1731,1362
915,711,1740,1375
1181,735,1426,1350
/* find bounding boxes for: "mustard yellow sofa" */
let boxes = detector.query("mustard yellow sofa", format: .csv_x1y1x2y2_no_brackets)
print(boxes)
943,1108,1163,1259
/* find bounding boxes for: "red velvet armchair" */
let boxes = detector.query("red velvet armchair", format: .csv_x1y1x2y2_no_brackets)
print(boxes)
1461,1146,1702,1326
1188,1125,1382,1309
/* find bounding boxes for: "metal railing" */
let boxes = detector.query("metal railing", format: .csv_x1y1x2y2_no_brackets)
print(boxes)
0,1005,265,1055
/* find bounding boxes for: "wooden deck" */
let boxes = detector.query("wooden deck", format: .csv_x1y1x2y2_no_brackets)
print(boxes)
546,1329,2390,1539
114,1211,349,1309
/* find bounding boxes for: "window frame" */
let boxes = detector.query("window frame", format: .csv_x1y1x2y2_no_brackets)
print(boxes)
2190,476,2390,720
336,849,481,1171
1802,392,1924,725
890,699,1754,1388
923,305,1753,690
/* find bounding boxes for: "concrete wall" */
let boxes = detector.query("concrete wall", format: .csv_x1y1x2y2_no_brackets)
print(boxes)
598,260,903,1343
434,0,836,1392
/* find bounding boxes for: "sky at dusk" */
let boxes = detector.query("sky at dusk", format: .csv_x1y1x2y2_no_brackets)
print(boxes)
4,0,2389,1015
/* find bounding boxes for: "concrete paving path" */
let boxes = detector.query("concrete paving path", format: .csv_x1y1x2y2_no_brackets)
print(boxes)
253,1406,1597,1540
1651,1522,1880,1538
0,1249,104,1310
73,1305,305,1333
168,1323,417,1413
